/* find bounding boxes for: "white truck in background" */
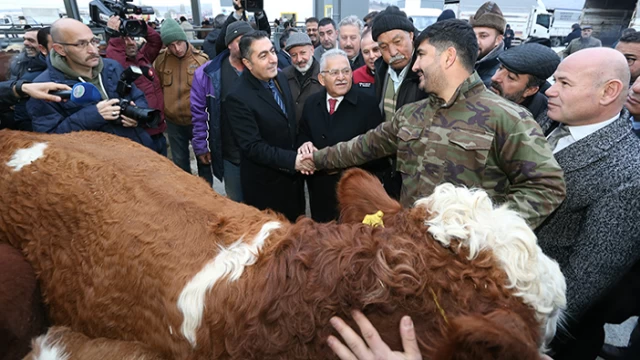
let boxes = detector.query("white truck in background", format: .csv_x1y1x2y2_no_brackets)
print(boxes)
443,0,550,44
547,8,582,46
399,0,443,31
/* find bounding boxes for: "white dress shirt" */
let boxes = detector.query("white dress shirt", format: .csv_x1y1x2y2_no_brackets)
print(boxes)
548,115,619,154
387,63,410,93
326,93,344,113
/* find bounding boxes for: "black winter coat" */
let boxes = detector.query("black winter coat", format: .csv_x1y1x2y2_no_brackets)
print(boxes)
226,69,304,222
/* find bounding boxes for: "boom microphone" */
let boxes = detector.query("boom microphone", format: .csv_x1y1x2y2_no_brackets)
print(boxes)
50,83,103,104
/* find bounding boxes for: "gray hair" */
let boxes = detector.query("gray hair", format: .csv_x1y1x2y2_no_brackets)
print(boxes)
320,48,349,72
338,15,364,33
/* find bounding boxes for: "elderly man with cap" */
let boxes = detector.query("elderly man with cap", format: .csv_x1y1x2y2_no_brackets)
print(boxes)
490,43,561,120
191,21,253,202
154,18,211,184
562,25,602,58
471,1,507,86
366,6,428,197
282,32,323,126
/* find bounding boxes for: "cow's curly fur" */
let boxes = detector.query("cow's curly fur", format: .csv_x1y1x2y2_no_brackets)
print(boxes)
0,130,562,359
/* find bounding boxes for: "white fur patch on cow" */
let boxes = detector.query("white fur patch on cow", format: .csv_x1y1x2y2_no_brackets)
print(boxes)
177,221,282,347
6,142,48,172
414,184,567,351
31,332,69,360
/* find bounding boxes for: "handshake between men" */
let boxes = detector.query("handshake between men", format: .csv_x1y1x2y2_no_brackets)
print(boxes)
295,141,318,175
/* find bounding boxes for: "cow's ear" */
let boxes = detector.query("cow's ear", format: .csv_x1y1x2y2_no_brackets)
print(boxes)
336,169,402,224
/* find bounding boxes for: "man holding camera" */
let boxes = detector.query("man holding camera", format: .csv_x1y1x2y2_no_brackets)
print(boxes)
154,18,211,184
28,18,155,151
214,0,271,56
106,15,167,155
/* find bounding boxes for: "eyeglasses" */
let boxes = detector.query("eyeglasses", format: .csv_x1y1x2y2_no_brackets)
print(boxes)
57,37,101,49
321,68,352,77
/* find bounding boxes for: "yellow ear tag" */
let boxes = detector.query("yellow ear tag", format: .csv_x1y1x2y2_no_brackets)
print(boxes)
362,210,385,228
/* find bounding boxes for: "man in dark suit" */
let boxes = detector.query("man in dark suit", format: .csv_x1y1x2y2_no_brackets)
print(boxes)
536,47,640,360
297,49,386,222
226,31,312,222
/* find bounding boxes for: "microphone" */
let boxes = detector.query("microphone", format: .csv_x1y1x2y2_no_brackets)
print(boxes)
50,83,102,104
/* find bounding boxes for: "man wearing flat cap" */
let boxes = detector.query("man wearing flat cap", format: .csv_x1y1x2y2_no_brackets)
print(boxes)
562,25,602,57
282,32,323,125
470,1,507,87
190,21,254,202
490,43,561,120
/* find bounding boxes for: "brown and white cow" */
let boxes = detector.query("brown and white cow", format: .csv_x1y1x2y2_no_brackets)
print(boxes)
0,130,566,359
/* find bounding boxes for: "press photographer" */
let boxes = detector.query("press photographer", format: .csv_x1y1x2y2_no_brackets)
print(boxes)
214,0,271,56
106,14,167,155
27,18,157,152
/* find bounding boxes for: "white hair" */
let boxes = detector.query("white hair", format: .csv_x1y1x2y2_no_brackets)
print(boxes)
338,15,364,33
415,183,567,353
319,48,349,72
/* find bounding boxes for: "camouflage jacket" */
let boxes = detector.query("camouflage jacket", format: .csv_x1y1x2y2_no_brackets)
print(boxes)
313,72,566,229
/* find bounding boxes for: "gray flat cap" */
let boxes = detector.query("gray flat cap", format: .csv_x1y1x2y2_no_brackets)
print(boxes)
497,43,561,80
284,32,313,51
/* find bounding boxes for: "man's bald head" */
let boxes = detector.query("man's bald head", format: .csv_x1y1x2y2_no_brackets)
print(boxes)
51,18,92,44
546,48,628,125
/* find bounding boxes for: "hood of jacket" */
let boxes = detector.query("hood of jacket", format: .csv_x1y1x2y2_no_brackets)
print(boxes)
50,51,107,99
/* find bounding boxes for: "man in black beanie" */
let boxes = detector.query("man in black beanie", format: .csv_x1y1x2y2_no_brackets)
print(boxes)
370,5,428,198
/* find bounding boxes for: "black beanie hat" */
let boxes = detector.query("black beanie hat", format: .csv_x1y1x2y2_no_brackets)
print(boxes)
371,6,415,41
437,9,456,22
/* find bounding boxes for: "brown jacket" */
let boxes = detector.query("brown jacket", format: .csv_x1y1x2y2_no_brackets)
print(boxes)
154,44,208,125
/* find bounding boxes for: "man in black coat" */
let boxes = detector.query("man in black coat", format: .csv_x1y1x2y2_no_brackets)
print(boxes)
214,0,271,56
564,23,581,46
226,31,311,222
298,49,386,222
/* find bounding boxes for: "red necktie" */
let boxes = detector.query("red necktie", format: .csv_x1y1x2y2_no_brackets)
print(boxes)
328,98,337,115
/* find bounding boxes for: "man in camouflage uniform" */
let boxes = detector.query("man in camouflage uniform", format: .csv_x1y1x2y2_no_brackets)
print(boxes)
305,19,566,229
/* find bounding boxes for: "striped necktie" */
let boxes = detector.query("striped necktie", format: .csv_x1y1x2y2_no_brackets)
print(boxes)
268,80,287,115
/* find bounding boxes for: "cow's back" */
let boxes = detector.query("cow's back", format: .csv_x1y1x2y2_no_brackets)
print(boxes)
0,130,278,358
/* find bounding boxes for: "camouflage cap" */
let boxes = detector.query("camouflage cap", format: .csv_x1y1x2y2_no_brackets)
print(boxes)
470,1,507,35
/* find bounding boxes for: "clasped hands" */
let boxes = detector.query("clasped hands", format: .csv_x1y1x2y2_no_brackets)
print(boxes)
295,141,317,175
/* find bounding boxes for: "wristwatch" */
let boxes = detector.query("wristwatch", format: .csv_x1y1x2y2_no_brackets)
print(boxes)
15,79,32,98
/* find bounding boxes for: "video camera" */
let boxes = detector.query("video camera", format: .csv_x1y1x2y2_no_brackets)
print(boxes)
116,66,160,127
239,0,264,13
89,0,154,37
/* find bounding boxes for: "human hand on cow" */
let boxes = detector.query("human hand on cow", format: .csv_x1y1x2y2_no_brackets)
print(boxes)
327,310,422,360
198,152,212,165
295,153,315,175
298,141,317,155
21,82,71,102
97,99,121,121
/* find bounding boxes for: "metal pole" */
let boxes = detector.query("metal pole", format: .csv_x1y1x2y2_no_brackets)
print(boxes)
63,0,81,20
191,0,202,25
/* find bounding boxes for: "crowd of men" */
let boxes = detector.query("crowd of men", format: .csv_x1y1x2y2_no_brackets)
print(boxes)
1,0,640,359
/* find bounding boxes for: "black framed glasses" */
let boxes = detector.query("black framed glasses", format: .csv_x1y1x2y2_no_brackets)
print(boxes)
57,37,101,49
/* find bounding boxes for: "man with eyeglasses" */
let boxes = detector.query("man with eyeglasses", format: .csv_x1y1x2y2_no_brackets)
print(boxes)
106,15,167,155
27,18,155,151
616,31,640,84
225,31,312,222
296,49,387,222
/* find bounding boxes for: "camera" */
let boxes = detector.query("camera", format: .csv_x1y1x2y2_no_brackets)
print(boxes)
89,0,154,37
239,0,264,13
116,65,160,127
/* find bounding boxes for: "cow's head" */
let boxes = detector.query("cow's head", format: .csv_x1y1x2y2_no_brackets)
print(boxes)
337,169,566,352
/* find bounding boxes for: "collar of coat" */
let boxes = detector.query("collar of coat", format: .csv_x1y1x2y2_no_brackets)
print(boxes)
428,71,484,108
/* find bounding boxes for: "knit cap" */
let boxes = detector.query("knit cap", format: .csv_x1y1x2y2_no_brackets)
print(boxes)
371,6,415,42
161,18,188,46
469,2,507,35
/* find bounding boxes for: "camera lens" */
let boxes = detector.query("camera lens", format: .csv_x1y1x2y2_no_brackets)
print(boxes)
122,20,147,37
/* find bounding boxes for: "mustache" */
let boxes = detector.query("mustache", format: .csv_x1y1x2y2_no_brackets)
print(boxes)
85,55,100,61
389,54,406,63
490,81,502,95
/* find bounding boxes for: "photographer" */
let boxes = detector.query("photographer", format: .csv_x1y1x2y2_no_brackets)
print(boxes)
214,0,271,56
106,15,167,155
28,18,156,151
